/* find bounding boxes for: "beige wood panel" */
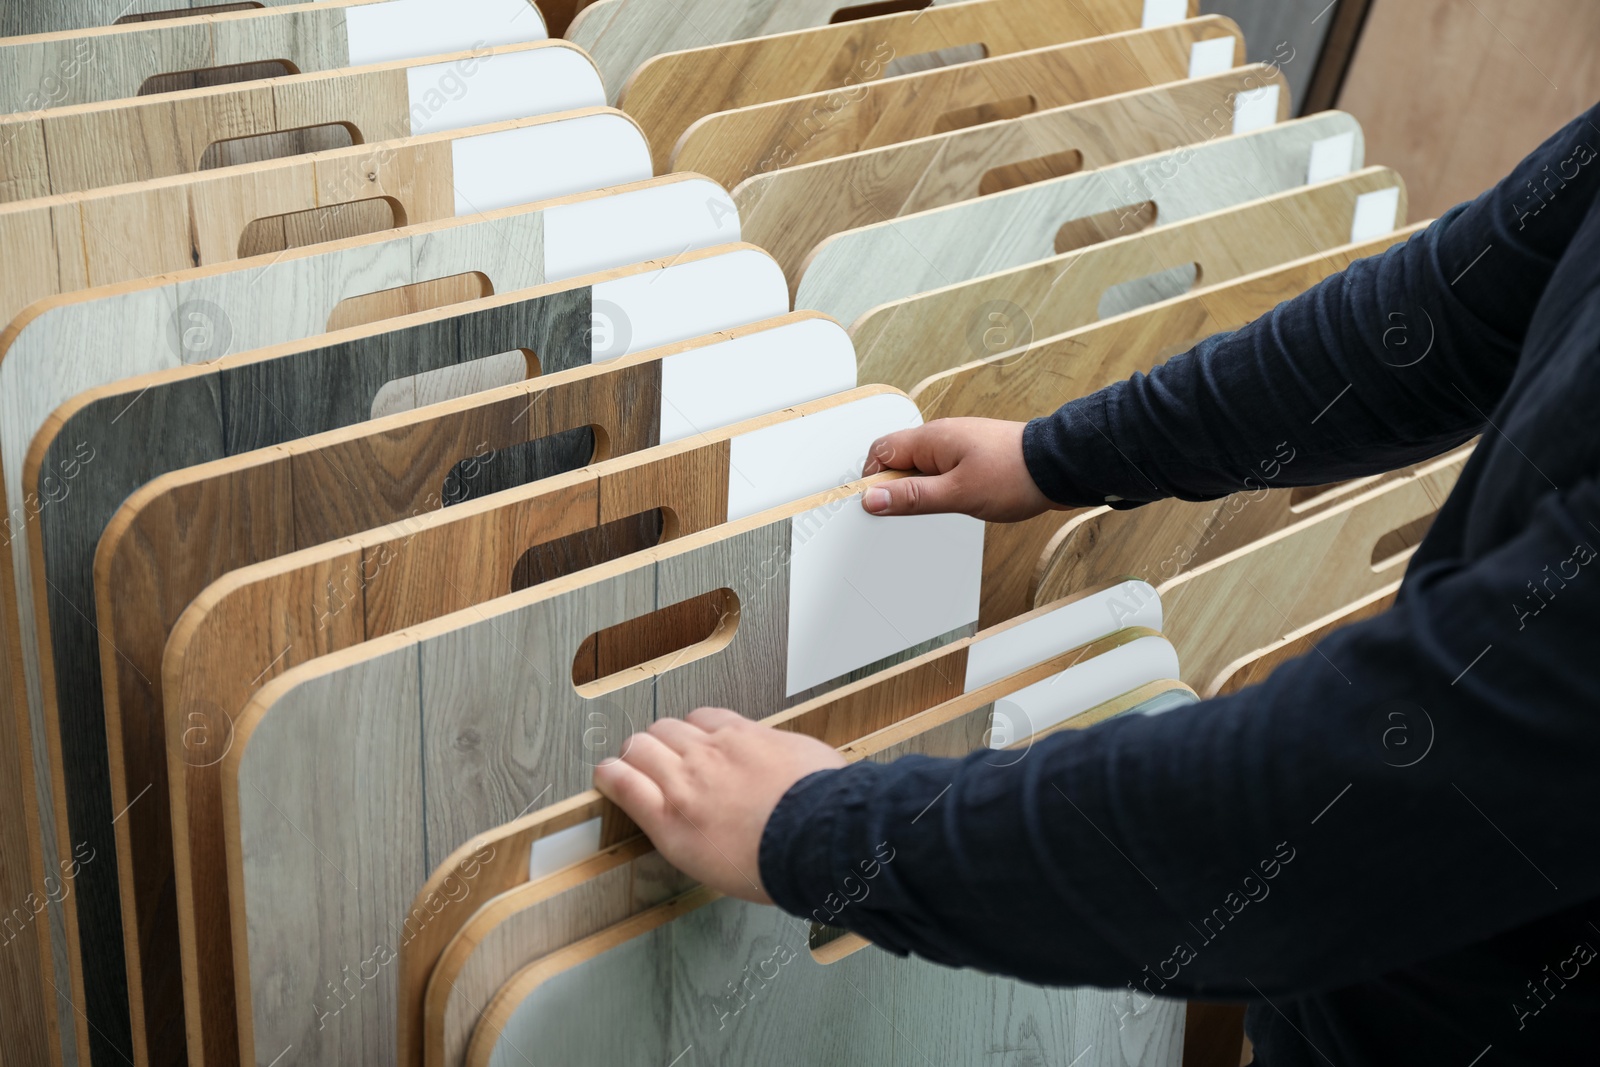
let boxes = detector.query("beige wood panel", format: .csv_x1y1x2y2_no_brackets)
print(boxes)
0,41,592,203
1337,0,1600,218
0,661,57,1067
673,17,1245,190
0,0,544,113
618,0,1187,170
1209,585,1399,698
734,65,1289,284
852,168,1404,392
0,107,642,329
913,228,1420,628
1160,452,1467,688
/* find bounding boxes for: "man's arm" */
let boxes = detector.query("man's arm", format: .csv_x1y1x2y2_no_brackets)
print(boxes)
755,473,1600,997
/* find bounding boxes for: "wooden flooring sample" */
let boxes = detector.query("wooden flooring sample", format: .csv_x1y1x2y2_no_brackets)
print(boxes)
912,227,1418,629
98,311,842,1066
673,17,1243,190
3,0,303,38
0,172,741,1067
406,579,1165,1067
0,0,545,113
734,65,1288,284
53,251,784,1067
221,475,983,1065
0,107,655,331
795,110,1366,329
617,0,1192,168
1158,452,1466,687
851,168,1405,392
0,41,604,203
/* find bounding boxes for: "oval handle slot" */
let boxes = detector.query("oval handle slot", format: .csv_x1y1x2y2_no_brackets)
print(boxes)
236,195,405,259
199,121,361,171
884,42,988,78
1054,199,1158,255
573,588,740,698
370,348,538,420
978,148,1083,196
932,93,1037,136
326,271,495,332
138,58,298,97
828,0,929,22
436,425,604,508
1371,512,1438,571
115,2,262,23
1096,261,1202,319
513,508,672,593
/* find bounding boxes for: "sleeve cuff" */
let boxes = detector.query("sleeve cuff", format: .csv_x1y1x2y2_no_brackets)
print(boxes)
1022,390,1140,508
757,766,855,920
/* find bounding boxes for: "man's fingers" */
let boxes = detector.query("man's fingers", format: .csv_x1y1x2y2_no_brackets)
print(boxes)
617,731,682,786
862,471,967,516
593,758,669,834
685,706,746,732
647,717,702,755
863,425,949,477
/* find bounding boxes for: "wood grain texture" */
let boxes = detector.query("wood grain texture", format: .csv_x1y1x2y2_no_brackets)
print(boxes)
0,41,594,203
1,0,301,39
851,167,1403,392
1209,585,1399,698
733,65,1290,284
0,174,718,1067
1159,452,1467,688
1336,0,1600,218
673,17,1244,190
0,106,645,330
0,0,545,112
795,110,1363,329
618,0,1184,169
914,227,1417,628
119,313,817,1067
36,285,588,1067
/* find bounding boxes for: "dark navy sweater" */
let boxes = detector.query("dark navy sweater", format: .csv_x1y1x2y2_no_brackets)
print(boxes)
759,103,1600,1065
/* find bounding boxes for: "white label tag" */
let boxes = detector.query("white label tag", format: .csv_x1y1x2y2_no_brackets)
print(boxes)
1350,186,1402,243
528,817,604,880
1231,84,1281,135
1307,131,1357,184
1188,36,1236,79
1141,0,1188,27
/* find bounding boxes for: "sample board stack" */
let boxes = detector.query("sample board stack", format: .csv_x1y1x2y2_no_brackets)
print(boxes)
0,1,1461,1065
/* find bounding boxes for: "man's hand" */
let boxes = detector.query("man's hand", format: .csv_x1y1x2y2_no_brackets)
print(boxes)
593,708,847,904
862,417,1062,521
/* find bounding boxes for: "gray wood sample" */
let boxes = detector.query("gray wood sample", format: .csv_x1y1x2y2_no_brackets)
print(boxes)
794,111,1365,328
228,489,983,1065
480,895,1183,1067
34,287,589,1066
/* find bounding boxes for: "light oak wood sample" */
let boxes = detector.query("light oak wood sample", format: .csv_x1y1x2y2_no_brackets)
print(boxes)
1209,586,1399,698
617,0,1195,169
0,172,741,1067
733,65,1288,284
1157,451,1466,687
97,311,844,1066
0,672,56,1067
0,41,604,203
850,168,1405,392
402,581,1166,1066
672,17,1244,190
42,246,779,1067
219,474,983,1065
0,0,546,114
0,106,655,331
794,110,1368,329
911,228,1418,628
461,676,1192,1067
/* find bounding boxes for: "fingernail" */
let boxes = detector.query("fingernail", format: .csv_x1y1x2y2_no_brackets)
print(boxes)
863,487,891,514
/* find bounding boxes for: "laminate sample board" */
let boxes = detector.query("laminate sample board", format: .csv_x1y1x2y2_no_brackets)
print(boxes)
101,310,842,1065
404,580,1166,1067
0,106,655,331
441,658,1191,1067
911,228,1417,628
673,16,1245,190
0,41,604,203
733,65,1288,284
1210,586,1399,698
221,475,984,1065
616,0,1197,166
33,248,780,1067
1034,446,1471,617
794,110,1367,329
0,675,55,1067
1155,452,1467,687
0,0,546,113
0,174,742,1067
850,168,1404,391
3,0,305,38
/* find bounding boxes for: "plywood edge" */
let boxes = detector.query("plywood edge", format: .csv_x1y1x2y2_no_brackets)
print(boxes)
1203,581,1401,699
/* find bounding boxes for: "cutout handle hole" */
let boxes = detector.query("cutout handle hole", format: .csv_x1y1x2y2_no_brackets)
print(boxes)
1371,512,1438,571
932,94,1037,135
326,272,495,333
573,589,739,697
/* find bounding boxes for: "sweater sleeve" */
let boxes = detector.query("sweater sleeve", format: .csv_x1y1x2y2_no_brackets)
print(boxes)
1022,103,1600,509
758,474,1600,998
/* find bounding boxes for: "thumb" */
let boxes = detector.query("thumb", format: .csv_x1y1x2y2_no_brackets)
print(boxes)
861,472,966,516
